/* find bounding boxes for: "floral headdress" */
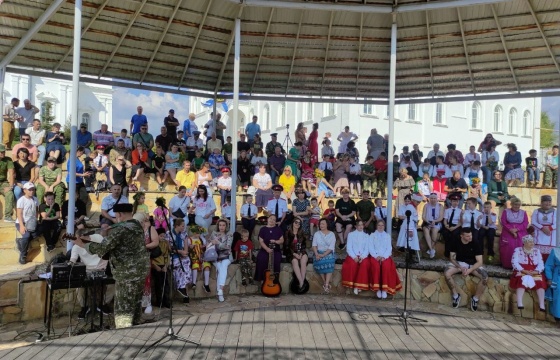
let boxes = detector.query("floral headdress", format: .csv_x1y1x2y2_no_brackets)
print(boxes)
189,224,206,235
314,168,325,179
471,177,480,185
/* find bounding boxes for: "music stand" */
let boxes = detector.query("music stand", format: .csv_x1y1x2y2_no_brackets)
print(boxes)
143,204,199,352
379,211,427,335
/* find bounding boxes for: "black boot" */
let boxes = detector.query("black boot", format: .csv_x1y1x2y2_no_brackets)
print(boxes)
17,238,29,265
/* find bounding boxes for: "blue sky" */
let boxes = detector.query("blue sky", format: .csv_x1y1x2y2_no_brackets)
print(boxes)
543,97,560,127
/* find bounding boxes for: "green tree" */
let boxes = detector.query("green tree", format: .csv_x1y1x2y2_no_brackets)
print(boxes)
63,116,72,140
541,112,556,149
40,101,55,131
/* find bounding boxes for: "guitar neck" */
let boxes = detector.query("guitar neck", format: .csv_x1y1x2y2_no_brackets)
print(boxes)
268,243,274,271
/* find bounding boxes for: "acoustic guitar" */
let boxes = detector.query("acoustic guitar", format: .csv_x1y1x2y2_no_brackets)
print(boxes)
62,231,110,260
261,243,282,297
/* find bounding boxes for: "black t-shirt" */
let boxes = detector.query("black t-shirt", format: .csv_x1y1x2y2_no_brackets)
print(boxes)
452,239,482,265
335,198,357,217
237,141,251,152
155,134,174,152
446,177,467,191
164,116,179,136
62,199,87,219
39,202,60,219
153,155,165,169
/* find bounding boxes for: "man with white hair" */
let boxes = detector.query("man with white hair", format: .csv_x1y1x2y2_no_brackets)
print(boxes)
366,128,384,160
426,143,445,166
15,99,39,136
183,112,198,140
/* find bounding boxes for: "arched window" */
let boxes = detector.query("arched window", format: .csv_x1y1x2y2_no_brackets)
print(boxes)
523,110,531,136
263,104,270,130
408,104,416,121
363,100,374,115
278,102,286,127
81,113,90,129
508,108,517,134
471,102,481,129
435,103,443,124
493,105,503,132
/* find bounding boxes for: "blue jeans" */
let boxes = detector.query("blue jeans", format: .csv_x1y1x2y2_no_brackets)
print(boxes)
219,188,231,206
270,169,279,184
14,181,29,200
15,223,40,258
481,166,492,184
36,145,46,167
527,168,540,182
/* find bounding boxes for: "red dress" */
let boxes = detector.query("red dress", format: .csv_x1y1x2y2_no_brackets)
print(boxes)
509,247,547,290
308,129,319,160
341,231,371,291
369,230,402,295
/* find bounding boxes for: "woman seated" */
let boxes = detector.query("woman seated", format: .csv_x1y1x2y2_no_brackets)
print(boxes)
285,217,309,292
532,195,557,261
510,235,546,312
278,166,296,201
207,219,233,302
444,170,468,208
300,150,316,194
292,189,310,235
500,197,528,269
253,163,272,212
487,170,510,208
396,195,420,261
170,218,192,303
422,193,444,259
333,154,349,196
370,221,402,299
504,143,524,186
45,123,66,164
312,218,337,293
165,144,182,187
192,185,216,229
131,142,154,184
254,215,284,284
208,147,226,179
14,148,37,200
341,220,371,295
195,162,213,193
430,155,451,201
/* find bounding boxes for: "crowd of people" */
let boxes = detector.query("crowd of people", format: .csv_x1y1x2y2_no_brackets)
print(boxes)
4,98,560,323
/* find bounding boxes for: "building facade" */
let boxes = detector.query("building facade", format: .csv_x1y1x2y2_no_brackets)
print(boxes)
2,73,113,131
190,96,541,160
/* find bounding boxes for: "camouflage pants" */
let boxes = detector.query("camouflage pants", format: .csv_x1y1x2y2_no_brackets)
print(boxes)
375,173,387,197
114,277,145,329
362,177,377,194
238,258,253,281
544,167,558,187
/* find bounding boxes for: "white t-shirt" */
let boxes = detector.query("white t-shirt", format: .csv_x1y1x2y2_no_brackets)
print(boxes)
25,127,46,146
193,196,216,217
253,172,271,188
217,176,232,188
101,195,129,218
337,132,357,154
312,231,336,252
16,196,38,231
169,195,190,216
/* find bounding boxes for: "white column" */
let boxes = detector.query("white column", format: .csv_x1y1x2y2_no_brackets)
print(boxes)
66,0,82,250
0,68,5,142
386,15,397,232
230,18,241,233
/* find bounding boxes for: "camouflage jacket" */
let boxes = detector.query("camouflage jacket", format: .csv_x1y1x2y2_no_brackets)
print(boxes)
86,219,149,281
265,141,285,158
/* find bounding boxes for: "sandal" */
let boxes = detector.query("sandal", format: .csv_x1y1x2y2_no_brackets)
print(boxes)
323,284,330,294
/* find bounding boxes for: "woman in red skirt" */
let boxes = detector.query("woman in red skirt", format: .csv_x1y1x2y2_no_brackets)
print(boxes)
341,220,371,294
369,221,402,299
510,234,547,311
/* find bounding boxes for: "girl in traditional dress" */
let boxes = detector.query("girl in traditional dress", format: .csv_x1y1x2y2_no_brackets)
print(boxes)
308,123,319,161
188,225,211,293
422,193,444,259
393,169,415,213
532,195,557,262
369,221,402,299
300,150,316,194
430,155,451,201
254,215,284,283
510,235,546,311
500,197,528,269
312,218,337,293
134,212,160,313
448,155,464,178
396,195,420,260
170,218,192,303
192,185,216,230
341,220,371,295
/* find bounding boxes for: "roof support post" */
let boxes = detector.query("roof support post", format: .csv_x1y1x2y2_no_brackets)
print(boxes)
0,68,5,143
457,8,476,95
0,0,66,69
285,12,304,95
177,0,214,90
490,4,519,92
425,11,435,97
66,0,82,251
525,0,560,77
230,17,241,234
98,0,148,78
250,8,275,95
319,12,335,97
141,0,183,84
355,13,364,99
53,0,111,73
214,6,244,93
386,13,397,233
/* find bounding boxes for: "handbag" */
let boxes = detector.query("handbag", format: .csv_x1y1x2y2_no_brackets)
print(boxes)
171,197,188,218
217,247,231,261
203,245,218,262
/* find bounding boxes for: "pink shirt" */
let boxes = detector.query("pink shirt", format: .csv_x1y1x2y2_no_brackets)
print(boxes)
11,144,38,162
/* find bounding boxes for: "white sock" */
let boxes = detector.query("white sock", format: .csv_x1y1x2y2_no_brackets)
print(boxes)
204,269,210,285
473,296,479,302
453,293,459,299
192,269,198,284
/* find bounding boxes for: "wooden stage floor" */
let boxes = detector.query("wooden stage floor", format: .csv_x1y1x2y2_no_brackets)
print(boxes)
2,303,559,359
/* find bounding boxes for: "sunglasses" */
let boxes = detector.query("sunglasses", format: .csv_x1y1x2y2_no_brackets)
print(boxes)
294,221,301,224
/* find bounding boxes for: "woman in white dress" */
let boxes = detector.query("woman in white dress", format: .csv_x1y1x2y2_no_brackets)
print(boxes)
396,194,420,262
341,221,371,295
510,235,546,312
532,195,557,262
192,185,216,230
369,221,402,298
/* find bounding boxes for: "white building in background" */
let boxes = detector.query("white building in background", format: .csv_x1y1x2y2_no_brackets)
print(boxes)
190,96,542,159
2,73,113,131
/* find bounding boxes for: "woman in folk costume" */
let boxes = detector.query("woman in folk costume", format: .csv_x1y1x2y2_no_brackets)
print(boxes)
545,241,560,322
369,221,402,299
396,195,420,260
430,155,451,201
188,225,211,293
500,197,529,269
532,195,557,262
510,235,546,312
341,220,371,295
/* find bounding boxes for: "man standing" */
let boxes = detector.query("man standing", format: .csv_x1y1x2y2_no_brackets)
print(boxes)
164,109,179,138
3,97,20,150
444,228,488,311
25,119,46,167
15,183,39,264
182,113,198,140
204,113,226,144
0,145,15,222
100,184,129,229
15,99,39,136
77,123,93,155
544,145,559,188
245,115,261,147
186,131,203,160
130,106,147,135
73,203,149,329
366,128,384,160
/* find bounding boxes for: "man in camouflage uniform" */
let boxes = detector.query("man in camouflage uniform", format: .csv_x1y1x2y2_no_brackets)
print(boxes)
544,145,559,188
265,133,285,158
73,203,149,329
0,145,15,221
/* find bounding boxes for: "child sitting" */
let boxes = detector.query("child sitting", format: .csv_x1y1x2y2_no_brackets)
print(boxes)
525,149,540,187
192,150,204,171
348,156,362,196
234,229,254,286
323,199,337,232
188,225,211,293
309,197,322,237
361,156,376,195
477,201,497,263
467,177,484,209
153,146,169,191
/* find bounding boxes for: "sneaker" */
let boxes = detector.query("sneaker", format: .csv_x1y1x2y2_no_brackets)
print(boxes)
218,294,225,302
177,288,189,298
183,296,190,304
353,288,359,295
203,284,211,293
452,294,461,308
381,291,387,299
470,297,479,312
376,290,382,299
97,305,112,315
144,305,152,314
77,306,90,320
3,216,14,223
430,249,436,259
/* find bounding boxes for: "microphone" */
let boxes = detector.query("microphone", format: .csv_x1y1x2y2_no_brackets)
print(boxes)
405,210,411,218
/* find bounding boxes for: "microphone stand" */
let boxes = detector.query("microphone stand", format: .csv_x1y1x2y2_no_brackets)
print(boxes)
143,205,199,353
379,210,427,335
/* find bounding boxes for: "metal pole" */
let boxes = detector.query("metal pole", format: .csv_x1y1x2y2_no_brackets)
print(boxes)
66,0,82,250
230,18,241,233
557,118,560,237
212,93,217,138
0,68,5,143
386,15,397,233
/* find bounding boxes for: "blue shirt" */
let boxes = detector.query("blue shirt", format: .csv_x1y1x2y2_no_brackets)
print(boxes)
67,160,85,184
76,130,92,147
131,114,148,134
245,122,261,140
171,231,184,260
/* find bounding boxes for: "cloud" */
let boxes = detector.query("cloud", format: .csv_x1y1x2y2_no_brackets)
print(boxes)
111,88,190,132
542,97,560,127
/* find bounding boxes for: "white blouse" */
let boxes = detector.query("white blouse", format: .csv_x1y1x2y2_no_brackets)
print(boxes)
346,230,369,258
511,247,544,273
312,231,336,252
369,231,392,259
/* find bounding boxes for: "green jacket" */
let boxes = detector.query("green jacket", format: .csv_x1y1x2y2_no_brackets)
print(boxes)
487,180,509,205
